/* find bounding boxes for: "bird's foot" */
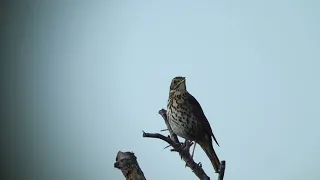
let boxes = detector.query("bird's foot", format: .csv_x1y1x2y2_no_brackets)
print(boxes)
181,140,193,151
170,141,188,159
182,140,195,167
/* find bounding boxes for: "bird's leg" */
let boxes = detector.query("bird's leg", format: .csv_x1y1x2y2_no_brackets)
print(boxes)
182,140,195,167
179,139,189,159
191,142,197,159
183,140,196,159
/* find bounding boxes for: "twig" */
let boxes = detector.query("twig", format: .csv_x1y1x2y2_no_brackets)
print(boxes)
218,161,226,180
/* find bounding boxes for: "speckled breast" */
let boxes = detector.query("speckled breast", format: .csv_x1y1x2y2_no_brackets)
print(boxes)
167,93,199,141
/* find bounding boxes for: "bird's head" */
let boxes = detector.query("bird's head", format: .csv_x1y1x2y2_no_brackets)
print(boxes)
169,76,186,92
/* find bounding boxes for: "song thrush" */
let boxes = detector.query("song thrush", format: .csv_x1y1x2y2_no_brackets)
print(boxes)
167,76,221,173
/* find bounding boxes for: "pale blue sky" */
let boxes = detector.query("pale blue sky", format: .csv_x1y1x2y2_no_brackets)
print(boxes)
4,0,320,180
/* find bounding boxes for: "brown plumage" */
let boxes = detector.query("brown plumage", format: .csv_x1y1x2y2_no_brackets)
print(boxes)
167,76,220,173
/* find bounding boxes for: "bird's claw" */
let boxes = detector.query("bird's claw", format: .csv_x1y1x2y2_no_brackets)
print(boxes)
181,140,192,151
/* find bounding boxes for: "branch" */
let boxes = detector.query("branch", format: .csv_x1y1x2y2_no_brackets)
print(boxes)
143,132,210,180
114,151,146,180
158,109,179,143
219,161,226,180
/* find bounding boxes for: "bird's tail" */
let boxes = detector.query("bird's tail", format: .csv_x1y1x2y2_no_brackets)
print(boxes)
199,142,220,173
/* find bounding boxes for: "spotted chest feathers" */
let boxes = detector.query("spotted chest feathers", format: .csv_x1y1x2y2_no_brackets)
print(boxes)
167,91,199,141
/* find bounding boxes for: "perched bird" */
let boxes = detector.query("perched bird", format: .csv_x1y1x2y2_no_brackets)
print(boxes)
167,76,221,173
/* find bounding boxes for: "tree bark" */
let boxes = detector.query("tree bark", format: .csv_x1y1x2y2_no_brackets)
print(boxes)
114,151,146,180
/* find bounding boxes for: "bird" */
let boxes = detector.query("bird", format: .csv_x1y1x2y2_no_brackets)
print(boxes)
167,76,221,173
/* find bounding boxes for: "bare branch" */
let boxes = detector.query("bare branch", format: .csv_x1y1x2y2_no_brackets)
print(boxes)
158,109,179,143
218,161,226,180
114,151,146,180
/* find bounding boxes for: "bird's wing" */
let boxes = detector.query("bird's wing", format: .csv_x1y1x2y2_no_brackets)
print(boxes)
186,91,220,146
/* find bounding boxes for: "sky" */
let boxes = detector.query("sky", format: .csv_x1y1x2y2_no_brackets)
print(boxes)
2,0,320,180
